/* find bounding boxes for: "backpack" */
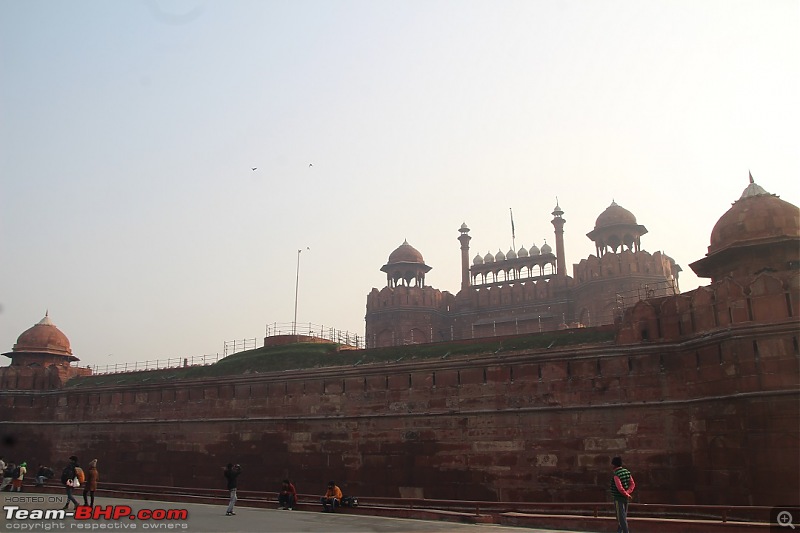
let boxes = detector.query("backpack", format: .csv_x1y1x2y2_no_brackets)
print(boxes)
61,466,72,485
341,496,358,508
75,467,86,483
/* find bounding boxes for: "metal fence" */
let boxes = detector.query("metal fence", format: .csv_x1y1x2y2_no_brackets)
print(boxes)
223,338,259,356
81,322,363,376
265,321,364,349
86,353,222,375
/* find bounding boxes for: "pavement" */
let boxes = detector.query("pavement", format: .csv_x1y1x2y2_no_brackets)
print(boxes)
1,494,596,533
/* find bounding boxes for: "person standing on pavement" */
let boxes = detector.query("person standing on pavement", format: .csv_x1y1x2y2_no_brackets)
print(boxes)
223,463,242,516
61,456,80,510
83,459,99,507
610,456,636,533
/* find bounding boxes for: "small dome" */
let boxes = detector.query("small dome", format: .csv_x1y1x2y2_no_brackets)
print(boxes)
709,177,799,253
387,239,425,264
529,243,540,256
517,246,529,258
473,253,484,265
541,241,552,254
506,248,517,259
495,249,506,261
484,251,495,263
459,222,469,232
12,312,72,356
594,201,637,229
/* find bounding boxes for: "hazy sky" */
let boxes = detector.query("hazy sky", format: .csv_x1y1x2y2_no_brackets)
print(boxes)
1,0,798,369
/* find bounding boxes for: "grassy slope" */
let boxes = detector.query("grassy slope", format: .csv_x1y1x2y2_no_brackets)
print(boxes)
65,328,615,388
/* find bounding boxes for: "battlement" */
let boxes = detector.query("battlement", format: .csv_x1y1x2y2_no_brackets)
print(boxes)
573,249,679,283
2,317,797,506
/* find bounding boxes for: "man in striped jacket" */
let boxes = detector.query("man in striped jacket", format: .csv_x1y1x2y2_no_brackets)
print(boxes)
610,456,636,533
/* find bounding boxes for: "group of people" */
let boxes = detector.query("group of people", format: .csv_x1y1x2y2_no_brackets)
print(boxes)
1,458,56,491
221,464,347,517
0,457,27,492
220,457,634,530
0,455,99,510
60,455,100,509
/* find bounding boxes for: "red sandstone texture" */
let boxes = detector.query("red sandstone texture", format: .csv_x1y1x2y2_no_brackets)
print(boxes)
1,306,797,505
1,180,798,507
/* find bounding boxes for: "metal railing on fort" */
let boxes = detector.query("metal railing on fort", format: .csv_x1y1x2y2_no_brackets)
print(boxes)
265,321,365,349
223,338,259,356
86,353,223,375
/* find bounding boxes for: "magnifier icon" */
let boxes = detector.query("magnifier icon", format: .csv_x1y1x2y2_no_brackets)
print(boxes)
778,511,795,529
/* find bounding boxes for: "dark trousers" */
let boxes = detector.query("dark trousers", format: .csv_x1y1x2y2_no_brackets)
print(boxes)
613,498,630,533
279,493,296,508
320,497,339,512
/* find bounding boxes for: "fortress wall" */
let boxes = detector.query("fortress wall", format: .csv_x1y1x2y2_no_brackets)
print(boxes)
1,326,797,506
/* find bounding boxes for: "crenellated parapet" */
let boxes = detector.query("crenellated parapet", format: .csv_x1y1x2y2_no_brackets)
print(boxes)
365,285,456,347
366,285,453,312
573,249,680,284
617,270,799,343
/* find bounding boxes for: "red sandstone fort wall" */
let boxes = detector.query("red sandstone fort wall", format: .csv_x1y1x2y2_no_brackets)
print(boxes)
2,322,797,506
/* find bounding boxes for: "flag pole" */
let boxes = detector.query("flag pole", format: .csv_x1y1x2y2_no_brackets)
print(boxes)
509,208,516,251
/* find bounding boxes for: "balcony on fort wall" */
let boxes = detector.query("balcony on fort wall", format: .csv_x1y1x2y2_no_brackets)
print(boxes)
264,322,364,350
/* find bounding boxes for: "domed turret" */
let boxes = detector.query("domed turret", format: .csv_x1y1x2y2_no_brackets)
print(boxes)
586,200,648,256
691,174,799,281
473,253,484,265
540,241,552,255
529,243,540,256
594,201,637,228
381,240,432,288
484,251,495,263
517,246,529,258
4,312,79,366
506,248,517,260
387,239,425,264
495,249,506,261
13,312,72,357
708,175,799,253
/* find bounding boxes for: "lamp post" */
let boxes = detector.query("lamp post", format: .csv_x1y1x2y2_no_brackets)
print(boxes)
293,247,309,336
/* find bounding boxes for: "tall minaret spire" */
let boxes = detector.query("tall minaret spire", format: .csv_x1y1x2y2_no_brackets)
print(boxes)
458,223,472,290
551,199,566,277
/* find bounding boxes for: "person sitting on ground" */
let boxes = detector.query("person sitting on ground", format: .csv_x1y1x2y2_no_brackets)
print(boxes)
278,479,297,510
320,480,342,512
35,465,54,487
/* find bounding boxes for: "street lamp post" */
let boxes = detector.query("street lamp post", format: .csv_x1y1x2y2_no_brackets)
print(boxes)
293,247,309,336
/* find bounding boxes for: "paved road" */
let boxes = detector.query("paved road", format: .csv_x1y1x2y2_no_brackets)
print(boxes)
1,494,594,533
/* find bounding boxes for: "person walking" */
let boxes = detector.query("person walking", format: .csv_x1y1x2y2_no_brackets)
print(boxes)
0,462,14,492
61,456,80,510
83,459,99,507
12,462,27,492
223,463,241,516
610,456,636,533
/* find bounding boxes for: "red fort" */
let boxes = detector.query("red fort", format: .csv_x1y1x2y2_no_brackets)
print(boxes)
1,175,798,507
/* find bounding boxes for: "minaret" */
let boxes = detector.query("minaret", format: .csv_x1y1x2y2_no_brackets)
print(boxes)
458,222,471,290
551,200,566,277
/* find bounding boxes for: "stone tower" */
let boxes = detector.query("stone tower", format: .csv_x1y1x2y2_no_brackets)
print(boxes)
365,241,455,347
